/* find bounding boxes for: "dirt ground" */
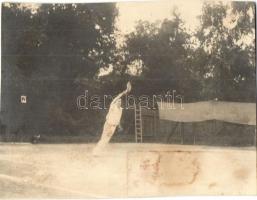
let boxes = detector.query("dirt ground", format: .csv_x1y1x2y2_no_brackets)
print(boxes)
0,143,256,198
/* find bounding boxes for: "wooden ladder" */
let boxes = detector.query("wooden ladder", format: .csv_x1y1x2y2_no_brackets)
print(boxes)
134,104,143,143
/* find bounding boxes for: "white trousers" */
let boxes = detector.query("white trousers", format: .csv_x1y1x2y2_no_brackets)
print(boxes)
93,122,117,154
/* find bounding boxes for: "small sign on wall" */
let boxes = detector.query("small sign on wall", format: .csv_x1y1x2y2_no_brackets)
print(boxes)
21,95,27,104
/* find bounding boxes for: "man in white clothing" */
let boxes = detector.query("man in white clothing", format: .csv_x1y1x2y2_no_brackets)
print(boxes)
93,82,132,154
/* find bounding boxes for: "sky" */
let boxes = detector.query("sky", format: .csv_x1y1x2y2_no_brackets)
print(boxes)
116,0,204,35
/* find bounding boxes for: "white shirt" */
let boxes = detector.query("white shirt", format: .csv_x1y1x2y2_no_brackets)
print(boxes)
105,101,123,126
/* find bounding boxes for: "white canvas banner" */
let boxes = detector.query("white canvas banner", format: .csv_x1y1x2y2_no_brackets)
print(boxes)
157,101,256,125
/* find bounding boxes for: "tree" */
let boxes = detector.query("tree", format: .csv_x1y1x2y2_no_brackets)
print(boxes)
194,1,255,101
2,3,119,138
122,9,201,100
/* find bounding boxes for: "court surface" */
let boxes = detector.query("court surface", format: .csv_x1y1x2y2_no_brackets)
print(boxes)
0,143,255,197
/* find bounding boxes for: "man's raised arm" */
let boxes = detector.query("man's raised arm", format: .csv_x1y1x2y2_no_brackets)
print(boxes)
111,82,132,104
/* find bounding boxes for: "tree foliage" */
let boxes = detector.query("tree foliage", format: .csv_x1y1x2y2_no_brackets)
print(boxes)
122,10,201,99
123,2,255,102
194,1,255,101
2,3,118,137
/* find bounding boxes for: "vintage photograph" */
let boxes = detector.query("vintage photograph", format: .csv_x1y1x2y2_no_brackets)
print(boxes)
0,0,256,197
